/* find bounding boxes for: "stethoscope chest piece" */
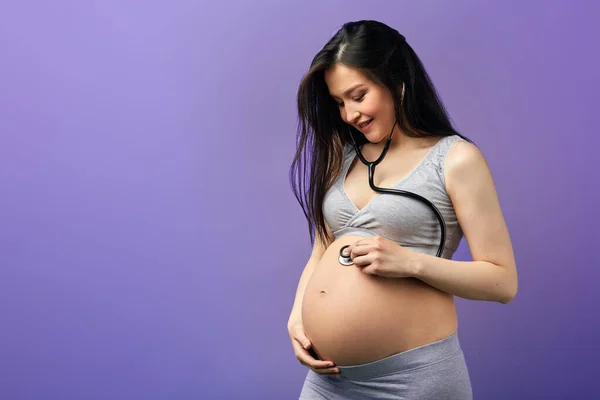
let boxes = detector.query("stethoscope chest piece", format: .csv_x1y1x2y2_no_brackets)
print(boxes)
338,245,353,266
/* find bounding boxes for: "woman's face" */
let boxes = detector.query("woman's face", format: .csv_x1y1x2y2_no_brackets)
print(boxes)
324,63,399,144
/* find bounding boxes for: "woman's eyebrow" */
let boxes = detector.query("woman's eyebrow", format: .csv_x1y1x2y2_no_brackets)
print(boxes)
331,84,365,99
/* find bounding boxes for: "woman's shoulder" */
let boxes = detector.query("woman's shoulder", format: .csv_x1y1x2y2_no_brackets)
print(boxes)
445,135,481,164
444,137,489,194
437,133,469,148
431,134,473,162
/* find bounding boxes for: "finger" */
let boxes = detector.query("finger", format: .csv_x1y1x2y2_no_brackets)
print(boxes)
352,253,373,267
360,265,376,275
302,353,337,370
314,367,341,376
341,245,352,257
349,243,371,258
292,340,336,369
292,328,312,350
343,238,369,256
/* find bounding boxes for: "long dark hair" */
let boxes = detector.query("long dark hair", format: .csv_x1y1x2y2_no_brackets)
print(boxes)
290,20,472,247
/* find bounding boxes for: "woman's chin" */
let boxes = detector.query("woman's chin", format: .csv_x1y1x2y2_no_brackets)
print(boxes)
365,132,387,143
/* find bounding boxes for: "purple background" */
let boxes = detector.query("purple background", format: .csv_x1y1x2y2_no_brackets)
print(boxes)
1,1,598,398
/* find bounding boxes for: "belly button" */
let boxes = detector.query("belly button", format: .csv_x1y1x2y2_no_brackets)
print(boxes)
320,290,327,295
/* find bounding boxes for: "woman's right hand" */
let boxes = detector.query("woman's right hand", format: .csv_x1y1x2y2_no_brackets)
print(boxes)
288,320,340,376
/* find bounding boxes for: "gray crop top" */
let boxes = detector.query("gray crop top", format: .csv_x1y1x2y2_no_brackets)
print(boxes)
322,135,466,259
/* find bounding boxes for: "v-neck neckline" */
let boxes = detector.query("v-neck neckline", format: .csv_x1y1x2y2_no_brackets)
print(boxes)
341,136,447,213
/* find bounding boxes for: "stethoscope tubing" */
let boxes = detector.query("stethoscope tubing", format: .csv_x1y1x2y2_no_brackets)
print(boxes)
339,121,446,266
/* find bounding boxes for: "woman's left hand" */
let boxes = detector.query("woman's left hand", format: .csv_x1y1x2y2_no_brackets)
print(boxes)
342,236,419,278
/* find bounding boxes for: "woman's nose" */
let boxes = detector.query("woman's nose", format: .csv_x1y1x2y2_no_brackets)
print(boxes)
345,108,360,124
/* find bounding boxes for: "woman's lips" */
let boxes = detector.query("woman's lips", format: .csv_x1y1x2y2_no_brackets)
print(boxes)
358,118,374,132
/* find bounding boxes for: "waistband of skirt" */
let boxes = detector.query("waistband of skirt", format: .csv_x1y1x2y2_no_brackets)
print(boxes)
337,331,462,380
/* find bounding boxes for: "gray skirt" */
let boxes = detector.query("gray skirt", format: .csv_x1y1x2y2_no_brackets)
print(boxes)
299,331,472,399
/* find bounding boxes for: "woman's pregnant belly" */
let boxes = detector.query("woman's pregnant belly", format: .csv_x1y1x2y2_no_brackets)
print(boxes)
302,235,458,366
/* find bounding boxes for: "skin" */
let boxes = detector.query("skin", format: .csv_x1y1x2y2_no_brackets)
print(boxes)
288,63,518,376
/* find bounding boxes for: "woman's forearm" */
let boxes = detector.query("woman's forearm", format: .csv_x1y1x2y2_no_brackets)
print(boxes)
411,252,518,304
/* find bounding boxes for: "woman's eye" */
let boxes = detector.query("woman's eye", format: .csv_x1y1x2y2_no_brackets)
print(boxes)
336,92,365,107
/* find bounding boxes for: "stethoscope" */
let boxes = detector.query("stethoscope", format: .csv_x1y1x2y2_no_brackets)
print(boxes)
338,119,447,266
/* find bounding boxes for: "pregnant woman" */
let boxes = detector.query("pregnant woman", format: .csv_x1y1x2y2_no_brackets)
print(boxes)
287,20,518,399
